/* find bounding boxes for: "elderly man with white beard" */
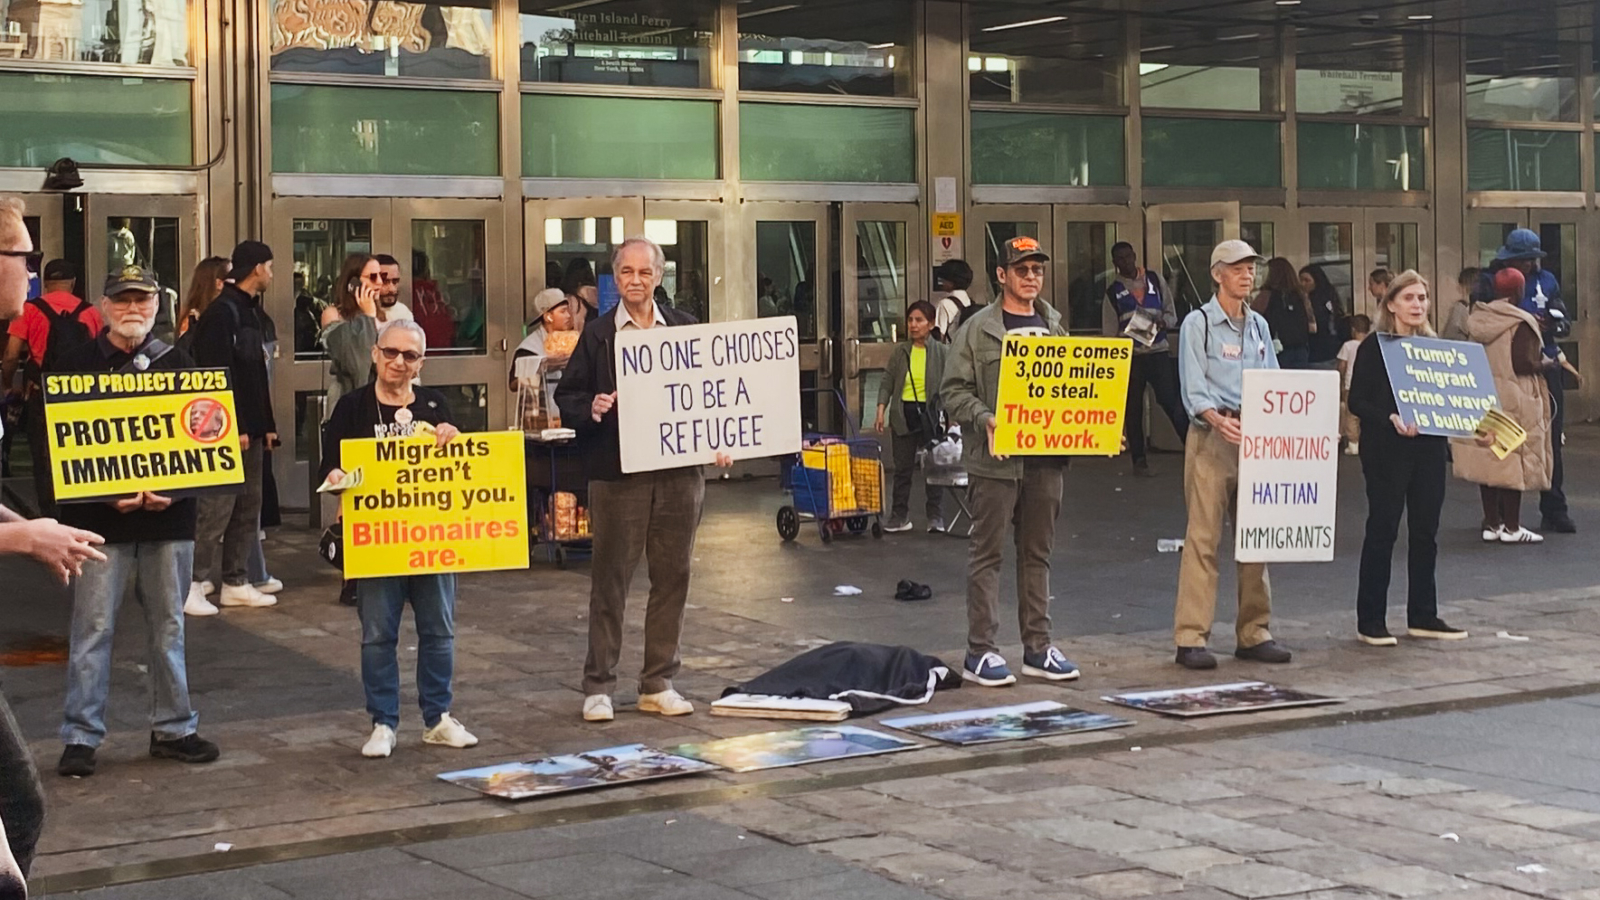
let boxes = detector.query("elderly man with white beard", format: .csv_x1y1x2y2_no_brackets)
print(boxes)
53,265,220,779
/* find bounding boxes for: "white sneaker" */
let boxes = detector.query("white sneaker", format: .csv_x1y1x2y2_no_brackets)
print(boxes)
1482,526,1503,542
219,583,277,608
183,584,219,617
1343,443,1360,456
422,713,478,748
361,724,396,758
253,577,283,594
638,689,694,716
198,580,215,596
1500,526,1544,544
583,695,614,722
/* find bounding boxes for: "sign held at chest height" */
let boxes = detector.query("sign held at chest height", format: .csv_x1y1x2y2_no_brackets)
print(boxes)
1378,335,1500,438
992,336,1132,456
615,317,802,474
1235,369,1340,563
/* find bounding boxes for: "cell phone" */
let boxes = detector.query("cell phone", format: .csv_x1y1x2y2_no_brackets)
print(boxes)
348,279,359,295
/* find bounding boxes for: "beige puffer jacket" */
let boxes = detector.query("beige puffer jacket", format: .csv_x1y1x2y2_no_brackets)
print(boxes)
1450,300,1552,492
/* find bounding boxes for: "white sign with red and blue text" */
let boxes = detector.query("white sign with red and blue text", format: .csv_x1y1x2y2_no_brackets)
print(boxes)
1234,369,1341,563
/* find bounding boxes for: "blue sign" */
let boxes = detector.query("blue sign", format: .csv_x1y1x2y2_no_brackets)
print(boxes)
1378,334,1499,437
597,274,620,316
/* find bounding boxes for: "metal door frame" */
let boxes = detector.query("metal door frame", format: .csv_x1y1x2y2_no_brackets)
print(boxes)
744,201,830,383
841,202,924,427
86,194,198,318
1144,202,1240,317
15,193,64,264
968,204,1052,304
644,199,726,323
524,197,646,323
1055,204,1141,333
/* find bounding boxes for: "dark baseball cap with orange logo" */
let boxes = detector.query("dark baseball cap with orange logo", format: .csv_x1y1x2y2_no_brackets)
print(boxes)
1000,236,1050,267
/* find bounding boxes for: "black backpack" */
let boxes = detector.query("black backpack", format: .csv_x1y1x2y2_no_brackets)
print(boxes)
937,296,984,342
26,297,94,383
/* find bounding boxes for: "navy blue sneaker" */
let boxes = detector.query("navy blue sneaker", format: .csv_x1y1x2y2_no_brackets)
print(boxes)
1021,646,1080,681
962,651,1017,687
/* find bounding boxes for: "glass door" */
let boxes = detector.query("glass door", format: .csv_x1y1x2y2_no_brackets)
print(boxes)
86,195,196,346
1056,205,1139,334
747,202,829,430
969,205,1051,305
1145,202,1240,322
644,200,721,326
842,203,923,430
526,197,644,329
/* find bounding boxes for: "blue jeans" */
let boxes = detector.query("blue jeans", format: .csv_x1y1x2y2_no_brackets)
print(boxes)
246,514,269,585
62,541,199,747
357,574,456,729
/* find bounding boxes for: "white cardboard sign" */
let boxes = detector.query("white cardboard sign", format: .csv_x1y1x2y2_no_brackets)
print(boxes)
615,317,802,474
1234,368,1341,563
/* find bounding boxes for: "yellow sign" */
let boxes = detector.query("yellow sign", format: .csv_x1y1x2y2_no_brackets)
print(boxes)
932,213,962,238
42,368,244,502
339,431,529,578
992,336,1133,455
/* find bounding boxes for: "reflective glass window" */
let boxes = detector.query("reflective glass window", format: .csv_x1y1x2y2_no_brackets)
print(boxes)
755,221,818,340
1295,31,1423,116
1374,222,1419,277
291,218,374,359
855,220,906,343
737,0,912,97
1142,117,1280,188
270,0,494,80
519,0,715,87
271,85,499,176
968,11,1120,107
1297,122,1425,191
0,0,191,65
980,221,1041,302
741,103,913,183
643,218,710,323
1159,219,1222,320
1467,128,1581,191
522,95,717,180
1063,222,1115,333
970,112,1124,186
1140,20,1276,112
543,215,620,319
105,216,181,343
1308,222,1354,317
412,219,488,355
1465,18,1579,122
0,73,190,167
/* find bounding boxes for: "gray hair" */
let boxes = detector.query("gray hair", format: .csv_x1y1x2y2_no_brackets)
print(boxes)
378,318,427,354
612,236,666,277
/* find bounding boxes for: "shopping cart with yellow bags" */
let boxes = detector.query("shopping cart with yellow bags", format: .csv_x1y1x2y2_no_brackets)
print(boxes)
776,389,884,543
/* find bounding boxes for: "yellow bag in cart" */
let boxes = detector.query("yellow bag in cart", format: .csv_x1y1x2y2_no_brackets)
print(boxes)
826,444,856,513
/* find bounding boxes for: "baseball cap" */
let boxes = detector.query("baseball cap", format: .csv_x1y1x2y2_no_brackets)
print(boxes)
529,287,566,322
1495,228,1545,261
42,259,74,282
1210,240,1264,268
227,239,274,281
104,264,159,296
1000,236,1050,267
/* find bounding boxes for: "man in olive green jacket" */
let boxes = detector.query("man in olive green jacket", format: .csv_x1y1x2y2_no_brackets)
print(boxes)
940,236,1079,688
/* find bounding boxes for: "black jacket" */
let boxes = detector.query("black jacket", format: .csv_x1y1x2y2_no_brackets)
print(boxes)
554,305,698,481
191,284,276,437
725,642,962,715
318,383,455,482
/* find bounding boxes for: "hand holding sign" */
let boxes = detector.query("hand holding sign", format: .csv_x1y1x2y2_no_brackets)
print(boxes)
992,337,1133,456
591,391,616,423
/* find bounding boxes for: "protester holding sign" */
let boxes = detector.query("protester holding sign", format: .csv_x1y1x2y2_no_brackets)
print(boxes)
51,267,223,779
941,235,1080,688
1173,240,1290,670
1348,271,1471,647
320,320,479,759
555,237,734,724
1452,267,1553,545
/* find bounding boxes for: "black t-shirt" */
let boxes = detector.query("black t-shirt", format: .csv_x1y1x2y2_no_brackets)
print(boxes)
1002,310,1049,336
319,383,456,481
54,335,200,544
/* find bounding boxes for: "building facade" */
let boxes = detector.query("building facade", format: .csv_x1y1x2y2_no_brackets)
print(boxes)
0,0,1594,500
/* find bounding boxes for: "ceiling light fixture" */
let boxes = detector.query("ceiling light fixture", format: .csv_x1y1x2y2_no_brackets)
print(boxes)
1217,32,1260,42
1275,0,1301,5
1407,14,1433,20
1140,44,1175,53
736,4,798,19
868,42,895,49
981,15,1067,32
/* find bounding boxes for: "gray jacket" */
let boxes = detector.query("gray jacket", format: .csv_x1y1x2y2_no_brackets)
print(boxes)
939,299,1067,480
320,314,377,418
876,340,946,436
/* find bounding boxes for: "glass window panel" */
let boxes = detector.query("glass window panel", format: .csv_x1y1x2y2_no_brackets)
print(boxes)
968,12,1120,106
1158,219,1221,321
1536,221,1576,307
1140,20,1276,112
980,221,1041,302
292,218,374,359
519,0,715,88
0,0,190,65
1242,221,1274,289
1142,117,1280,188
293,389,326,462
1308,222,1354,317
543,215,620,321
412,219,487,355
433,384,489,433
1294,31,1422,116
1374,222,1419,277
1297,122,1425,191
1064,222,1114,333
756,221,818,340
1466,128,1581,192
22,216,40,300
0,73,190,167
271,85,499,176
970,112,1125,186
1475,222,1517,268
741,103,913,183
270,0,494,79
106,216,182,344
855,220,906,343
1466,22,1579,122
737,0,912,98
644,219,709,323
522,95,717,180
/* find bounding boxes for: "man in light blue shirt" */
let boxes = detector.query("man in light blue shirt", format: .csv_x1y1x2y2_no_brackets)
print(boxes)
1173,240,1291,671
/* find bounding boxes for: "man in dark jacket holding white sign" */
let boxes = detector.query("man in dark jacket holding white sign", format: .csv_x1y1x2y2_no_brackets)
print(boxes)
555,237,731,724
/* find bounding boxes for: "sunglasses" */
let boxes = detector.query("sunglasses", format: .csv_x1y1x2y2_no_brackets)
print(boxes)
377,346,423,363
1009,264,1047,278
364,272,384,283
0,250,43,269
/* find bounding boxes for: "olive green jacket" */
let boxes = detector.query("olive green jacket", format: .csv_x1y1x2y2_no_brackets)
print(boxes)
876,340,946,436
938,299,1067,480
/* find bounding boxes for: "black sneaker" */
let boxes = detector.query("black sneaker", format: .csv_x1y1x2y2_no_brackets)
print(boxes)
1235,640,1293,663
57,743,96,777
1175,646,1218,670
1357,629,1398,647
1132,459,1155,477
1541,515,1577,534
1408,620,1468,641
339,580,358,607
150,733,220,764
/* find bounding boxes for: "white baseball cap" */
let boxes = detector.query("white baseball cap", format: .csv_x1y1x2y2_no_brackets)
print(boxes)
1210,239,1264,268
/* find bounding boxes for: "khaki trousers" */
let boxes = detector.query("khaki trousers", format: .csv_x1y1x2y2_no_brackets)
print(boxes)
1174,426,1273,649
966,459,1065,656
585,467,705,696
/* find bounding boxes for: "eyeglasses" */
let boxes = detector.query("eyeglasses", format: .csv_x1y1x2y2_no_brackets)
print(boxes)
363,272,383,283
377,347,424,363
1010,264,1047,278
0,250,43,269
